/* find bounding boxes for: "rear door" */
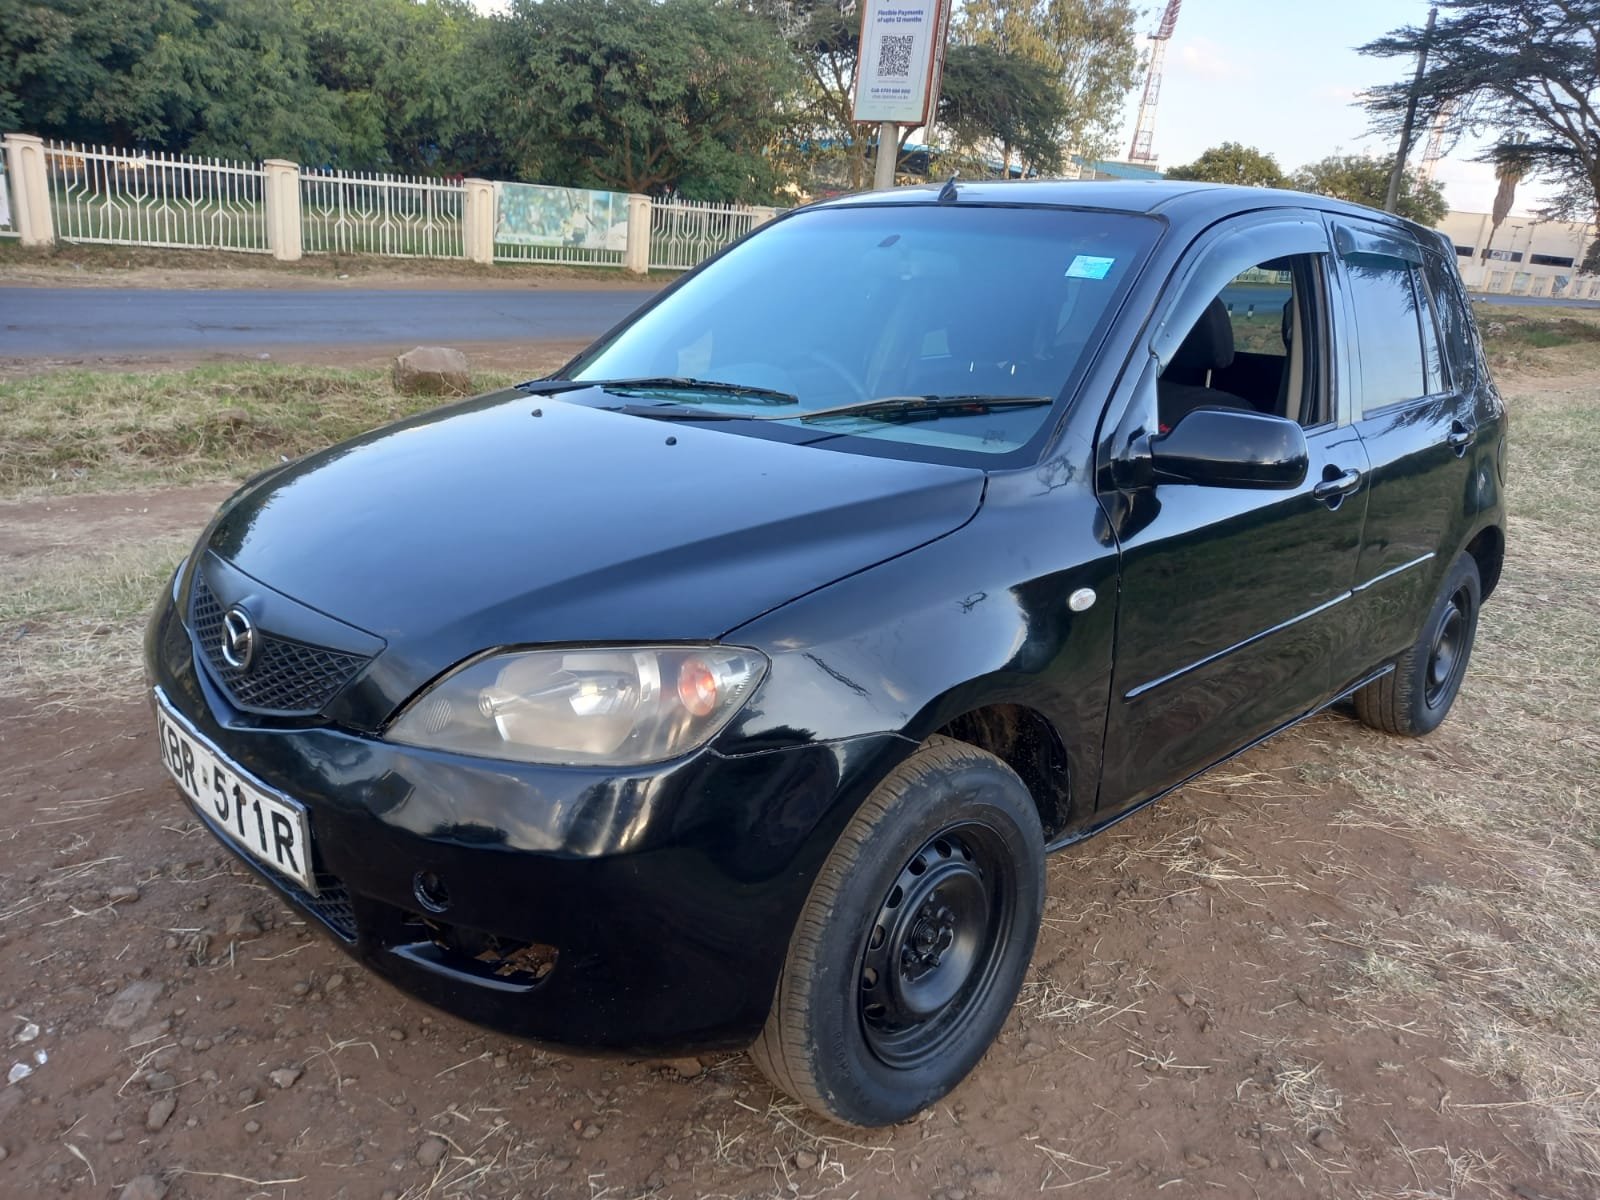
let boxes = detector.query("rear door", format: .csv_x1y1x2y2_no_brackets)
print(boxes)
1096,213,1370,813
1329,218,1481,681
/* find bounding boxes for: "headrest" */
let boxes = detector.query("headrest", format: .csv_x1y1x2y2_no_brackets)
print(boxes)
1170,296,1235,372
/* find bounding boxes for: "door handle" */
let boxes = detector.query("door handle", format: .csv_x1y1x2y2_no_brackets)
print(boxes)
1313,468,1362,501
1447,420,1475,455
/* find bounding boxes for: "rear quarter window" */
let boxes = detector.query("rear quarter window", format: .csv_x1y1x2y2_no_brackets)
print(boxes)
1422,252,1478,388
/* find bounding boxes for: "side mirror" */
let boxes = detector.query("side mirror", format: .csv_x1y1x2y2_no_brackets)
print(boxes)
1149,408,1309,489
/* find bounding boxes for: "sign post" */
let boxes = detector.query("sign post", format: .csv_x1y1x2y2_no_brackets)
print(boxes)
852,0,952,191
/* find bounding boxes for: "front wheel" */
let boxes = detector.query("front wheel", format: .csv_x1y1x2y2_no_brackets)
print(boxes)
750,735,1044,1127
1354,552,1481,736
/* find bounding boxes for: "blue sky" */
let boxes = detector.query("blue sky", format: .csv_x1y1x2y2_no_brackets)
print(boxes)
1121,0,1532,215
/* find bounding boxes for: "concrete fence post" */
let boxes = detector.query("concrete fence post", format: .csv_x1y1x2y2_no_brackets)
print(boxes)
262,159,302,261
463,179,496,264
625,194,652,275
3,133,54,246
749,206,779,228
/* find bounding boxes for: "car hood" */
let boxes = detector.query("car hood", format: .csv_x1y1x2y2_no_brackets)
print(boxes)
202,388,984,713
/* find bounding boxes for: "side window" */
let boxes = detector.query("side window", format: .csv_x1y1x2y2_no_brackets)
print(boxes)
1157,254,1327,432
1345,255,1426,413
1422,253,1476,389
1417,273,1447,395
1223,263,1293,360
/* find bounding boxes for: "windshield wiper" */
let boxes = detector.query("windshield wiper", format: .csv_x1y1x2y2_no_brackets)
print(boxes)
516,376,798,406
787,394,1054,424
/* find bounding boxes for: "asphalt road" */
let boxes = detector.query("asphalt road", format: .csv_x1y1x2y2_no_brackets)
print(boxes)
0,287,660,356
1468,291,1600,309
2,283,1592,359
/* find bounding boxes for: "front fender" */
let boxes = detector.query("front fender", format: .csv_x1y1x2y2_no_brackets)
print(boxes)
720,456,1118,834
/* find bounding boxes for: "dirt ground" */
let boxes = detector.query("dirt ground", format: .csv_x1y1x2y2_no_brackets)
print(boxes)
1,359,1594,1199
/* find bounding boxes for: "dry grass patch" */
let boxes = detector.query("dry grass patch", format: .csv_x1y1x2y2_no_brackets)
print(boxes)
1309,365,1600,1186
0,534,192,699
0,363,516,498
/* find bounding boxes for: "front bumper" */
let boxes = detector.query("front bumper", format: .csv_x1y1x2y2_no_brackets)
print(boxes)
145,585,905,1054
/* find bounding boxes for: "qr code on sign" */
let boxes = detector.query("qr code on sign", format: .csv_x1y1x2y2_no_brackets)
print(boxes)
877,34,914,78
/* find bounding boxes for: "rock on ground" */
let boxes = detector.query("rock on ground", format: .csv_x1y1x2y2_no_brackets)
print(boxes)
393,346,471,396
102,981,162,1030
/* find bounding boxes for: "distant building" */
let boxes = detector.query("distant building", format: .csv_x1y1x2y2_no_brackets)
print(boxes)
1064,157,1166,182
1435,210,1600,300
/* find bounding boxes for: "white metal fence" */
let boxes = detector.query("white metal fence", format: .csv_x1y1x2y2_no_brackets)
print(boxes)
44,140,269,252
649,199,763,270
3,132,777,271
493,237,627,267
300,168,465,258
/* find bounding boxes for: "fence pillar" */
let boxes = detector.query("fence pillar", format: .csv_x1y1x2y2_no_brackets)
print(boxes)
262,159,302,261
3,133,54,246
463,179,496,264
625,194,652,275
749,206,779,228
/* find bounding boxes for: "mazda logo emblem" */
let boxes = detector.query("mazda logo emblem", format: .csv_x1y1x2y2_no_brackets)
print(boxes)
221,606,257,671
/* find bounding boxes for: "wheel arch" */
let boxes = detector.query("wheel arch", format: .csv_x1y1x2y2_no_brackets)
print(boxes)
1464,523,1504,601
926,702,1076,842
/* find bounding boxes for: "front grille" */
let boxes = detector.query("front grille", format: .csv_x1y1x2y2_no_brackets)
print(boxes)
190,574,370,716
281,871,358,942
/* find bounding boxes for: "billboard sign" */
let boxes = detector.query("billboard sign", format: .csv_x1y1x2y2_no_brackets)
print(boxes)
852,0,952,127
494,182,629,250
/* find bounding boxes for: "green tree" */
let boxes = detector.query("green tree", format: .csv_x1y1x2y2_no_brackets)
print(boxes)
495,0,799,201
758,0,869,188
1359,0,1600,221
0,0,347,161
1165,142,1286,188
938,43,1069,175
294,0,503,174
1291,153,1449,225
954,0,1141,162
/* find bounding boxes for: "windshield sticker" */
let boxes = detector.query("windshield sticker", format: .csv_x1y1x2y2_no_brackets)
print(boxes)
1065,255,1116,280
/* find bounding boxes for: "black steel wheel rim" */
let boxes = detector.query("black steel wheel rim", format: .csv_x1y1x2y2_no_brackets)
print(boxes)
858,822,1015,1070
1424,586,1470,708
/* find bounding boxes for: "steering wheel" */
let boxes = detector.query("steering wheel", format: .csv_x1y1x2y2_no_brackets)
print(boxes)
803,350,869,404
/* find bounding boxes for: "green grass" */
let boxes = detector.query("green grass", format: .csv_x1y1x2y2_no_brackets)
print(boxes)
0,363,517,498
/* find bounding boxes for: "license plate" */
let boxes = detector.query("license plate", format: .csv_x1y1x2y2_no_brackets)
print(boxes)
154,692,316,893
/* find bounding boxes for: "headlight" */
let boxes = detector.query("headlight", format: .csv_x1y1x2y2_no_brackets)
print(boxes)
385,645,767,766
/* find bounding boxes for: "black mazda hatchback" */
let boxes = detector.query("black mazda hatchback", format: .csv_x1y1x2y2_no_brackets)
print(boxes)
147,181,1506,1126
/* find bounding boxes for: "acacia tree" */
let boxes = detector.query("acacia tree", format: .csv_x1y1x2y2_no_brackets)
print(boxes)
1291,154,1449,225
954,0,1141,165
1359,0,1600,220
938,43,1070,175
1165,142,1286,187
759,0,871,188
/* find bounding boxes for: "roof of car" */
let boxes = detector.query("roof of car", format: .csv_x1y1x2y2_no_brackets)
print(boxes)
811,179,1428,238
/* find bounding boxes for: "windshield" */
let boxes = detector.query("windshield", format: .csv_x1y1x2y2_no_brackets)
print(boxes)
568,203,1160,466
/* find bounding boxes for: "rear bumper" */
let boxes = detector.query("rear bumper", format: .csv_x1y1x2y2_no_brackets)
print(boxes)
145,585,904,1054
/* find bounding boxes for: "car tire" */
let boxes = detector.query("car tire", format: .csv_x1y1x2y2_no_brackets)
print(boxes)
1354,552,1481,737
750,734,1044,1127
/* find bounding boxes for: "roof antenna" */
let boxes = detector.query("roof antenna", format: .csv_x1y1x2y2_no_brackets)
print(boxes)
938,172,960,203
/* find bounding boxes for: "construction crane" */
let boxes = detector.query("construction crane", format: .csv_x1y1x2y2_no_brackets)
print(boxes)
1418,101,1455,181
1127,0,1183,165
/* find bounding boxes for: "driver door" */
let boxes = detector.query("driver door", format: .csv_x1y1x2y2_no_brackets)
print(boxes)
1096,214,1369,814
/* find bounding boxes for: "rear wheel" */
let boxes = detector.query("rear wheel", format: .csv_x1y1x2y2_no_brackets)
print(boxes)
751,735,1044,1127
1354,553,1481,736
